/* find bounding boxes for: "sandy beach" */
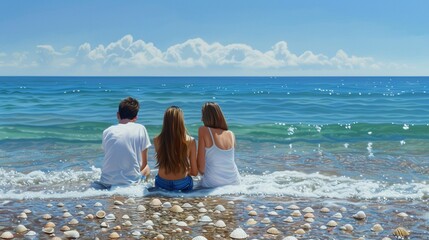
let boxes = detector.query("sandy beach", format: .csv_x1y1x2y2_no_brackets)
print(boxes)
1,195,426,239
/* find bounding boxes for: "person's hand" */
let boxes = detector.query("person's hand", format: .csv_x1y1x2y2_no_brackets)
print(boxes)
141,165,150,178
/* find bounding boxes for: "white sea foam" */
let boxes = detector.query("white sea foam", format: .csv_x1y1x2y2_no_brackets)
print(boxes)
0,168,427,200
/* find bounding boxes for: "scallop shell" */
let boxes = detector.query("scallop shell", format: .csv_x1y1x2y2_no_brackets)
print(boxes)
274,205,284,210
291,210,302,217
229,228,248,239
16,224,28,233
327,220,338,227
25,231,36,236
150,198,162,206
392,227,410,237
0,232,14,239
137,205,146,212
125,198,136,204
61,226,71,231
248,210,257,216
332,213,342,218
246,218,257,225
45,222,56,228
109,232,120,239
340,224,354,231
302,207,314,213
198,215,212,222
182,203,193,208
162,202,172,208
261,217,271,224
176,221,188,227
288,204,300,210
268,211,278,216
113,200,124,205
294,228,306,235
18,212,28,219
371,223,383,232
283,216,294,223
267,227,281,235
214,220,226,228
304,213,314,218
192,236,208,240
185,215,195,221
68,218,79,225
105,213,116,220
42,227,55,234
352,211,366,220
397,212,408,217
96,210,106,219
170,205,184,213
64,230,80,239
93,202,103,207
42,213,52,220
320,207,330,213
214,205,226,212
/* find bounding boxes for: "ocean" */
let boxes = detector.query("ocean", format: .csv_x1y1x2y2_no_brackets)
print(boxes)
0,76,428,239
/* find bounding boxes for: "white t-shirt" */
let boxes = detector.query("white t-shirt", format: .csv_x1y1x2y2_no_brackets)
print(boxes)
100,122,151,185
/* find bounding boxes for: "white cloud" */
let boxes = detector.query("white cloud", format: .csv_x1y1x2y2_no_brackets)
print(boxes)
0,34,406,75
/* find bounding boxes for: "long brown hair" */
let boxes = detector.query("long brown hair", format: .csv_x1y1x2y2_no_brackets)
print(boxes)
155,106,190,174
201,102,228,130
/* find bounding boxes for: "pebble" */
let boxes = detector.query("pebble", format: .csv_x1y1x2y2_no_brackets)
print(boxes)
261,217,271,224
156,234,165,240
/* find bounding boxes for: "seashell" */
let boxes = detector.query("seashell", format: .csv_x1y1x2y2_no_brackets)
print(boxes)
228,200,235,205
182,203,192,208
105,213,116,220
332,213,342,218
283,216,294,223
261,217,271,224
85,214,94,219
213,210,221,214
340,207,347,212
18,212,28,219
267,227,281,235
162,201,172,208
144,220,154,226
170,205,184,213
294,228,306,235
16,224,28,233
268,211,278,216
229,228,248,239
283,237,298,240
93,202,102,207
62,208,69,212
150,198,162,206
320,225,327,229
61,226,71,231
259,205,267,209
214,204,226,212
246,218,257,225
109,232,120,239
340,224,354,231
100,222,108,228
301,223,312,229
176,221,188,227
397,212,408,217
371,223,383,232
132,231,141,236
63,212,72,218
185,215,195,221
198,207,207,213
381,238,392,240
304,213,314,218
42,213,52,220
360,205,367,210
122,220,133,227
320,207,330,213
68,219,79,225
327,220,338,227
196,202,205,207
353,211,366,220
113,200,123,205
287,204,300,210
170,219,178,224
45,222,56,228
137,205,146,212
393,227,410,237
245,205,253,211
145,225,153,230
192,236,208,240
0,232,14,239
291,210,302,217
156,234,165,240
23,209,32,214
77,211,85,215
25,231,36,236
214,220,226,228
248,210,257,216
162,220,169,225
46,203,53,207
305,217,315,223
198,215,212,222
302,207,314,213
125,198,136,204
275,205,284,210
75,204,82,208
57,202,65,207
121,214,130,219
42,227,55,234
95,210,106,219
113,225,121,230
64,230,80,239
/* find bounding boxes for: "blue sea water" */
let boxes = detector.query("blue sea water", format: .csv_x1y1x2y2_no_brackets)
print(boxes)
0,76,428,200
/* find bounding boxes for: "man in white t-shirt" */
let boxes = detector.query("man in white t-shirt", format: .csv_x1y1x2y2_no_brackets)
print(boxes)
91,97,151,190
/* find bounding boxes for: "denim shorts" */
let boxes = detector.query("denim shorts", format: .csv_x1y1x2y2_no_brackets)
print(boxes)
155,175,193,192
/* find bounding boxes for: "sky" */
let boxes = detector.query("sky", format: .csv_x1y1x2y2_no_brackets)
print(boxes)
0,0,428,76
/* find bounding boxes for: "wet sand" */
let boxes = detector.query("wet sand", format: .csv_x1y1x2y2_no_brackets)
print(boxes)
0,196,427,239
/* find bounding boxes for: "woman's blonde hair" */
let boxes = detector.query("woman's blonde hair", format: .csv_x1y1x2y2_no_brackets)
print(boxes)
201,102,228,130
155,106,190,174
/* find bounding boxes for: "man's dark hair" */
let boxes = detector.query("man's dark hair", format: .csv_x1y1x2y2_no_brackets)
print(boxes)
118,97,139,120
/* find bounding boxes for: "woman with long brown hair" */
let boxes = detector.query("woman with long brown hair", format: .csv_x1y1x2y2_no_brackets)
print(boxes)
197,102,240,188
154,106,197,191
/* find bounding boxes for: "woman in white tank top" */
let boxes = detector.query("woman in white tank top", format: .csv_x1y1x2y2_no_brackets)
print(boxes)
197,102,240,188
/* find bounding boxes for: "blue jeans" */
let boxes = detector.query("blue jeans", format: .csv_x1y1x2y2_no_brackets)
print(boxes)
155,175,193,192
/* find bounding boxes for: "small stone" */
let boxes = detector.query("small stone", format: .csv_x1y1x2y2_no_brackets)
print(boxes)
113,225,121,230
96,210,106,219
150,198,162,206
304,213,314,218
121,214,130,219
267,211,278,216
47,203,53,207
305,217,315,223
214,205,226,212
132,231,141,236
105,213,116,220
162,202,172,208
248,210,257,216
100,222,108,228
18,212,28,219
198,215,212,222
45,222,56,228
192,236,207,240
340,207,347,212
176,221,188,227
182,203,192,208
198,207,207,213
42,227,54,234
196,202,205,207
185,215,195,221
75,204,83,208
122,221,132,227
57,202,65,207
283,237,298,240
85,214,94,219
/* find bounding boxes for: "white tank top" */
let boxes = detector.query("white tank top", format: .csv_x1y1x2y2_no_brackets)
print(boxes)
200,128,240,188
